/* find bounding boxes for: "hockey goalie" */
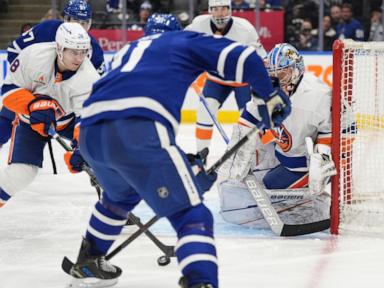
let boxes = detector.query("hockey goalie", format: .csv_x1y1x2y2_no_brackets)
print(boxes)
217,43,337,229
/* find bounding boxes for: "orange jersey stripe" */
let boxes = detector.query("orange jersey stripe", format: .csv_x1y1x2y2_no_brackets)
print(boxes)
207,74,248,87
196,127,214,140
316,137,332,146
288,174,309,189
73,123,80,143
260,130,276,144
3,88,35,115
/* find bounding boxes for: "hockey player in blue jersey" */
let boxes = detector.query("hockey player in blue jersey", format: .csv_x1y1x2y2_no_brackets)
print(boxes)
0,0,104,149
65,14,291,288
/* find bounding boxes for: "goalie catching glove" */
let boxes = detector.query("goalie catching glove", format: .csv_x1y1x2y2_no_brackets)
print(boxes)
186,148,217,192
306,137,337,195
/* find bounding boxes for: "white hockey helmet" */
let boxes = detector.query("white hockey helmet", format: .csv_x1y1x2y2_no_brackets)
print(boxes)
55,22,90,59
209,0,232,28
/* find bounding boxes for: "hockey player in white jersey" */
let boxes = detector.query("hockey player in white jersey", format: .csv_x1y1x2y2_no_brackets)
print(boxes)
0,22,99,207
218,43,337,228
185,0,267,155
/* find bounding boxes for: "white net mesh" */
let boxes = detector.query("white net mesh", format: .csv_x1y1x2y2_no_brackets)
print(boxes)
337,40,384,234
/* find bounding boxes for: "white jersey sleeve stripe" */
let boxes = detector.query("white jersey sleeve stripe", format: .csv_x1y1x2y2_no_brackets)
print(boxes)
155,122,201,207
178,254,218,271
92,208,128,226
217,42,242,78
236,47,256,83
12,41,21,52
175,235,215,252
81,97,179,135
86,226,120,241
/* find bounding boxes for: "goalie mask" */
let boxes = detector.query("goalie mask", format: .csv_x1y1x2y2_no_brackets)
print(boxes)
209,0,232,28
266,43,305,94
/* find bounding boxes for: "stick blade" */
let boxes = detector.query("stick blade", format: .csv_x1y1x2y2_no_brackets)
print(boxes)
280,219,330,237
62,256,75,275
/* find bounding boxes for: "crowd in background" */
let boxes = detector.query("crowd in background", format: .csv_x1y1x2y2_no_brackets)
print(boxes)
101,0,384,50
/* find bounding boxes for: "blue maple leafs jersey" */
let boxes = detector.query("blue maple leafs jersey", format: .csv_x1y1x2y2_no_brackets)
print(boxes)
7,19,105,75
81,31,275,134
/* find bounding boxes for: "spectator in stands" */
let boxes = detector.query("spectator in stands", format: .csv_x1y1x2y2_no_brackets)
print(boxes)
336,3,364,41
297,18,318,51
41,8,63,21
312,15,337,51
322,15,337,50
20,23,33,34
106,0,121,13
138,1,152,24
231,0,250,11
128,1,152,30
369,8,384,41
330,3,342,29
267,0,282,8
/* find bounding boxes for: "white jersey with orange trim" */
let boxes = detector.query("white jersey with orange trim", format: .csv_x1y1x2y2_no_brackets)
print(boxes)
240,72,332,172
217,72,332,228
2,42,99,125
185,15,266,58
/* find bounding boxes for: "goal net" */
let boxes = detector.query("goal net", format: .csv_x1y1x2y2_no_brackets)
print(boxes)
331,39,384,235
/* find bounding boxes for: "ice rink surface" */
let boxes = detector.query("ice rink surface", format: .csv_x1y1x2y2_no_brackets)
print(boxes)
1,124,384,288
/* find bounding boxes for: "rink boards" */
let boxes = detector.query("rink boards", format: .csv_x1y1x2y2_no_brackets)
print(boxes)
0,50,332,123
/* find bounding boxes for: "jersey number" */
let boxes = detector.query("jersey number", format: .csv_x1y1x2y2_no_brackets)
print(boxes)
22,29,35,43
121,39,153,72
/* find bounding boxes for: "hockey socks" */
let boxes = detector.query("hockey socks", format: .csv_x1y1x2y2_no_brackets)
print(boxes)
169,204,218,288
85,201,127,255
0,188,11,207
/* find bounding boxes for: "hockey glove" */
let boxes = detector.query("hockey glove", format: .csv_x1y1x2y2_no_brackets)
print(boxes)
28,95,64,137
64,148,86,173
306,137,337,195
253,88,291,129
187,148,217,193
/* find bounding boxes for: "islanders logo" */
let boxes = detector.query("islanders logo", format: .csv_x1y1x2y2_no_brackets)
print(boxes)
270,124,292,152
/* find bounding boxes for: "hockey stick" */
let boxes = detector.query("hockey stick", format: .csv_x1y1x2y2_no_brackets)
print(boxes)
48,129,102,199
244,174,330,236
62,215,160,275
192,83,230,144
48,130,176,268
206,125,259,175
63,125,260,274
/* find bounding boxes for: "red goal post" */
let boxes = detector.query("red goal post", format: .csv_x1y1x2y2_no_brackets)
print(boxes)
331,39,384,235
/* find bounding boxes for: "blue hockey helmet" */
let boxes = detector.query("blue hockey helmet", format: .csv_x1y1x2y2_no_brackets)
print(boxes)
144,13,181,36
266,43,305,89
64,0,92,23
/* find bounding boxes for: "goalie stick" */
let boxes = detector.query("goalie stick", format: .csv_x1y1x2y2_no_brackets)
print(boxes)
244,174,330,236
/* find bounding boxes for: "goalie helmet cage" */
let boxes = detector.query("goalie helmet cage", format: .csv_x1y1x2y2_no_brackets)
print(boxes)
331,39,384,235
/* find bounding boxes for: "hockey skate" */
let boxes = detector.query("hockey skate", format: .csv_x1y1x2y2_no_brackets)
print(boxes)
179,276,214,288
63,238,122,288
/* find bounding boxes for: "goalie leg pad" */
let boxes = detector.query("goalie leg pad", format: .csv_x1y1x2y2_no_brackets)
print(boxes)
263,164,308,189
168,204,218,288
0,163,38,196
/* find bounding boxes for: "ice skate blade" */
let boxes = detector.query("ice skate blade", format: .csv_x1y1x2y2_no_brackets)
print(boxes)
66,277,118,288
